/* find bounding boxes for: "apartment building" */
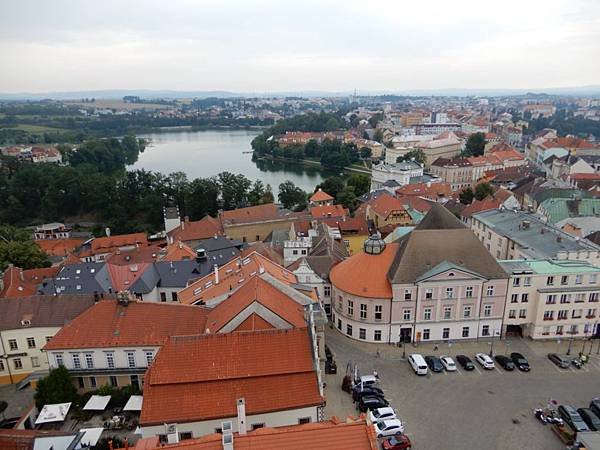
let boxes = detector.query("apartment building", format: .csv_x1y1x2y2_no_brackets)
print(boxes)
330,204,508,344
471,209,600,264
501,259,600,339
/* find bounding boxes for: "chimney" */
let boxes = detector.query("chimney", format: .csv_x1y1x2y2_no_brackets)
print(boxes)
237,398,247,435
178,241,183,249
108,439,114,450
124,437,129,450
222,433,233,450
214,264,220,284
184,216,190,223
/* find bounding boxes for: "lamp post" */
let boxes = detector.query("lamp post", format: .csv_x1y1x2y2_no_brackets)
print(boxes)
489,329,498,357
567,338,574,356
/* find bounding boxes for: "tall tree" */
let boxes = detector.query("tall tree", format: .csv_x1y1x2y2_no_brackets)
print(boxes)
346,174,370,197
278,181,308,212
34,366,79,409
474,182,494,201
0,224,50,271
316,176,346,199
397,149,426,165
459,187,474,205
465,132,486,157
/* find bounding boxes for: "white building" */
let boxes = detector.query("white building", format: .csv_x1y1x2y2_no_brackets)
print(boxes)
371,161,424,191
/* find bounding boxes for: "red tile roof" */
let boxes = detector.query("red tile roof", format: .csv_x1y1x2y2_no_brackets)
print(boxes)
168,216,223,242
220,204,281,225
396,182,453,199
460,197,501,218
178,252,298,305
205,276,306,332
309,189,334,202
90,233,148,254
0,266,59,298
396,195,435,213
160,241,197,261
44,300,209,350
541,137,594,150
105,244,162,266
36,238,85,257
128,419,377,450
367,192,406,219
106,262,152,292
330,243,398,298
310,204,347,219
141,328,322,425
338,216,370,234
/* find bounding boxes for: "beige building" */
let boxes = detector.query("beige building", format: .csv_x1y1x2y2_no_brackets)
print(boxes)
501,260,600,340
414,133,462,166
220,204,303,243
0,295,97,386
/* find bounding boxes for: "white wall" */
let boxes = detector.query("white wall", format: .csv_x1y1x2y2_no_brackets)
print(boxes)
0,326,58,381
140,405,320,439
48,346,159,371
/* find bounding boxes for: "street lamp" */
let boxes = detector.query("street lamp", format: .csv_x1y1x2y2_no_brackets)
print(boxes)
489,329,498,357
567,338,574,356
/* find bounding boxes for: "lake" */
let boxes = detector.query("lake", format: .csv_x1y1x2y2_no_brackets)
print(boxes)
131,129,335,194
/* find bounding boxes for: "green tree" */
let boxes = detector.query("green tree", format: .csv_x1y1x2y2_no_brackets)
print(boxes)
474,182,494,201
304,140,320,158
278,181,308,211
465,132,486,157
316,176,346,199
373,129,384,143
459,187,474,205
34,366,79,409
396,149,426,165
248,180,266,206
336,186,357,211
359,146,372,158
261,184,275,204
346,173,370,197
0,224,51,271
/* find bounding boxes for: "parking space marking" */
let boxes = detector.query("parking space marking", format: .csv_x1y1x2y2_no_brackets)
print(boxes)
473,364,483,375
494,366,503,375
455,366,463,375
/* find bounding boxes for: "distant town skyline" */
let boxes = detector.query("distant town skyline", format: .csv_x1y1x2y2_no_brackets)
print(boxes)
1,0,599,93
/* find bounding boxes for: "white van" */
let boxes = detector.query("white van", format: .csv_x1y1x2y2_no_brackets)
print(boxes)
359,375,378,387
408,353,428,375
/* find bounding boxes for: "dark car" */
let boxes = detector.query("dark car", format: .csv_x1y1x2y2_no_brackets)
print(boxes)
590,398,600,418
358,396,389,413
510,352,530,371
352,385,385,402
424,356,444,372
494,355,516,371
558,405,590,432
456,354,475,370
577,408,600,431
382,435,413,450
548,353,570,369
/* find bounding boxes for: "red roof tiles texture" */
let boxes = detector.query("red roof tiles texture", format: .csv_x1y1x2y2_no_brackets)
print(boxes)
44,300,209,350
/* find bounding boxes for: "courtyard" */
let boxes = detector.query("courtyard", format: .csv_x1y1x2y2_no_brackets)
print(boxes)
324,327,600,450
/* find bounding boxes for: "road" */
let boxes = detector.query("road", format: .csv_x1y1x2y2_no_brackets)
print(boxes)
323,327,600,450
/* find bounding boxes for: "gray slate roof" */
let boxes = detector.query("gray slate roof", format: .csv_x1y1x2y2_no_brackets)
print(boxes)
388,204,508,284
38,262,111,295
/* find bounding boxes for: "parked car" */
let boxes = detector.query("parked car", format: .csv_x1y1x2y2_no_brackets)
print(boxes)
368,407,397,424
590,398,600,417
558,405,590,432
510,352,530,371
456,354,475,371
475,353,495,369
494,355,516,371
425,355,444,372
374,419,405,438
408,353,428,375
358,396,389,413
548,353,570,369
352,385,385,402
382,435,413,450
577,408,600,431
440,356,457,372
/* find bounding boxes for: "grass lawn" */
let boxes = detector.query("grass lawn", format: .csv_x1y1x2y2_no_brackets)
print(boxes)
1,124,67,133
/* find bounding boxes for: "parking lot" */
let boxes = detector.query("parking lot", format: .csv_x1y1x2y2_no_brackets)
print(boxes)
323,328,600,450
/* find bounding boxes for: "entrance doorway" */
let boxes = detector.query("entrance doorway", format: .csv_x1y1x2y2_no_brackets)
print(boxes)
400,328,412,344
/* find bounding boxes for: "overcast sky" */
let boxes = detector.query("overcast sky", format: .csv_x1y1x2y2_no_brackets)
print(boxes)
1,0,599,93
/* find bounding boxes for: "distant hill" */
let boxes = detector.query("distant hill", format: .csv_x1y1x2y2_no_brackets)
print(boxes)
1,85,600,100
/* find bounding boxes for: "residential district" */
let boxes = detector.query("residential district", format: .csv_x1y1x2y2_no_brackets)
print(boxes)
3,94,600,450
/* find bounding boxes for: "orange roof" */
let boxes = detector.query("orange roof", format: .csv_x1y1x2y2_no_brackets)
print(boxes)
329,243,398,298
90,232,148,254
240,242,284,266
141,328,322,425
105,244,162,266
0,266,59,298
310,204,347,219
205,276,306,332
160,241,197,261
396,195,435,213
221,203,280,225
44,300,209,350
36,238,85,257
460,197,501,218
570,173,600,180
178,252,298,305
106,262,152,292
168,216,223,243
541,137,594,150
309,189,334,202
128,419,377,450
488,142,517,154
338,216,370,234
396,182,453,199
367,192,406,219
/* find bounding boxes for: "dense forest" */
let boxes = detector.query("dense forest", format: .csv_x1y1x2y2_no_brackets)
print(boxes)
0,136,276,234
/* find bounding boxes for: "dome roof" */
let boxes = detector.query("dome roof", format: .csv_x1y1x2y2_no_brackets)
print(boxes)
364,234,386,255
330,243,398,299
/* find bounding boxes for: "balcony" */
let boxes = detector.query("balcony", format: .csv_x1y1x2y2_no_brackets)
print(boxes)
543,317,554,321
586,315,596,319
556,332,563,335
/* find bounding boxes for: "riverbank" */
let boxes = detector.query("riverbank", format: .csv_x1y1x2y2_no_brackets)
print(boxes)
254,155,372,176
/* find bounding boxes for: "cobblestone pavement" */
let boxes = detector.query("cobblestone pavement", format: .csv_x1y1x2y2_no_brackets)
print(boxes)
323,327,600,450
0,384,34,421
